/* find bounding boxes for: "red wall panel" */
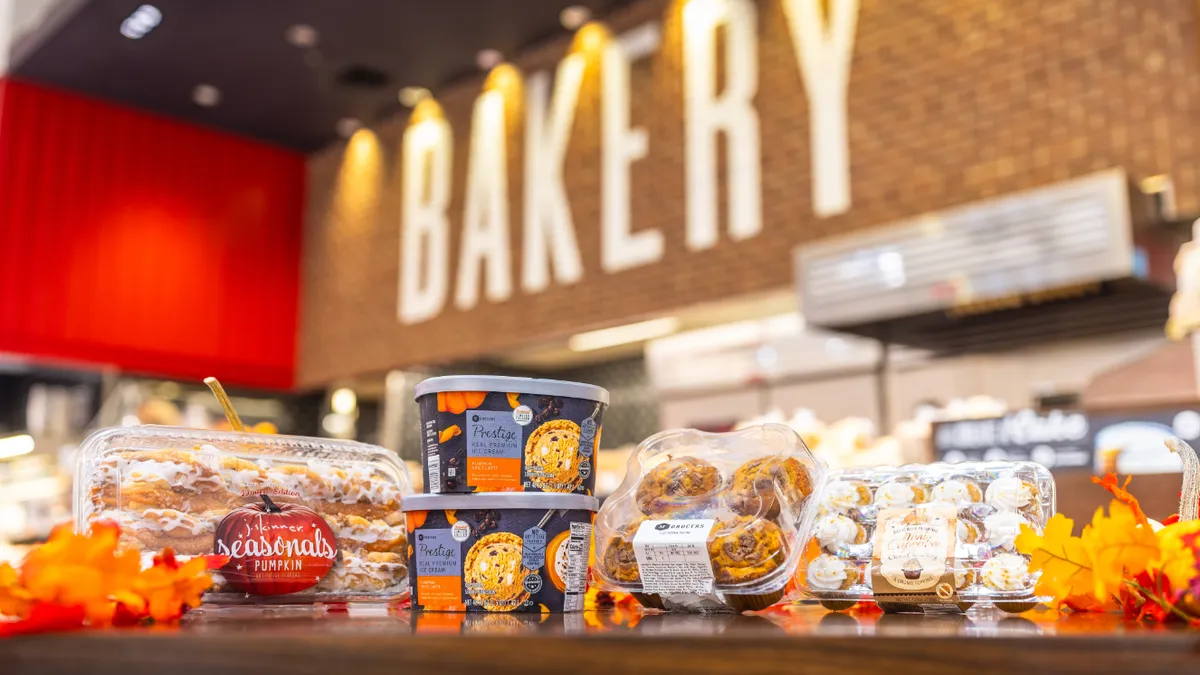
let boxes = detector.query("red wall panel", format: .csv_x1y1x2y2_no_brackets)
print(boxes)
0,79,305,389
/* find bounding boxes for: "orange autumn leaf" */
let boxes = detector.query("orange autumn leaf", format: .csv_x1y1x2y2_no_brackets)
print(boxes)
444,392,468,414
1082,500,1159,601
462,391,487,408
1091,474,1148,525
0,522,212,631
438,425,462,443
506,392,521,408
1016,514,1094,607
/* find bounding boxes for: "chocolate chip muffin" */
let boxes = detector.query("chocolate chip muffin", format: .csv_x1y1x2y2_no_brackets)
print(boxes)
600,520,643,584
725,456,813,518
706,516,786,586
635,456,722,516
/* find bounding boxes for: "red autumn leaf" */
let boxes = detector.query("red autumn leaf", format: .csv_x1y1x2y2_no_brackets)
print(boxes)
0,602,87,637
1164,514,1181,526
201,555,230,570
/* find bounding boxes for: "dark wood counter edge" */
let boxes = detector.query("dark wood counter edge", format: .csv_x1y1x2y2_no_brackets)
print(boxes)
3,630,1199,675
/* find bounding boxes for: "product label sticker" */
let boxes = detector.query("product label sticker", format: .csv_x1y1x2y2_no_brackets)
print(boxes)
563,522,592,611
465,409,522,488
632,519,716,595
214,496,338,596
521,525,547,571
415,528,463,606
871,505,959,611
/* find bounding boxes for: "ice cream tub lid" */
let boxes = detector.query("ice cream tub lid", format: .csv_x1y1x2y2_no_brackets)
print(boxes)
401,492,599,512
414,375,609,405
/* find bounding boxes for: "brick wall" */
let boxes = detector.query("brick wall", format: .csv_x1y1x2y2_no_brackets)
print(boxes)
299,0,1200,386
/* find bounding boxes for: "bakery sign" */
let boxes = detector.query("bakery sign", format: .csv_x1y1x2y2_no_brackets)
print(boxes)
397,0,860,324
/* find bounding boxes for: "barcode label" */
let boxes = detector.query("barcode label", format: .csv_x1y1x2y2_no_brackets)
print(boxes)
427,452,441,493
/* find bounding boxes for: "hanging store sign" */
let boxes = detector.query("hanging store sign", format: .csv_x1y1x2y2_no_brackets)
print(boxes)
932,409,1093,470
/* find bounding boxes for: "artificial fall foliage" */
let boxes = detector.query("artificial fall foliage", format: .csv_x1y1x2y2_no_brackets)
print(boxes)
0,522,223,636
1016,474,1200,624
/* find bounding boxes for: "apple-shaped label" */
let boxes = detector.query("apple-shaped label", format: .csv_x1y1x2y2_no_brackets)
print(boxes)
214,495,338,596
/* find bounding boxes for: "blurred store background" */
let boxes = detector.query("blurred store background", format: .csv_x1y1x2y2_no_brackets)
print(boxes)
1,0,1200,561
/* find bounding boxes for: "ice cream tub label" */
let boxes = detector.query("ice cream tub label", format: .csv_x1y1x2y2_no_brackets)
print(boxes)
415,376,608,495
403,493,598,612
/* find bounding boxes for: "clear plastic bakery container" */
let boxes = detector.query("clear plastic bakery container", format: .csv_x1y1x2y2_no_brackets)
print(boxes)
74,425,414,605
804,461,1055,613
592,424,827,613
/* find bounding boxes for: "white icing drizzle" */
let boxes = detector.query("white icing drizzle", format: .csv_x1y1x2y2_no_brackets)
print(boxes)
335,520,405,544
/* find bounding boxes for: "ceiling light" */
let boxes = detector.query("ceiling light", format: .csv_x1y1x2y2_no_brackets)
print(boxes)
120,5,161,40
286,24,319,48
0,434,34,461
330,388,357,415
336,117,362,138
192,84,221,107
398,86,430,107
475,49,503,70
560,6,592,29
569,317,680,352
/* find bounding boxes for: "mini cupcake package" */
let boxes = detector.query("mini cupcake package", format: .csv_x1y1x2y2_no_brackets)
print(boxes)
805,461,1056,613
592,424,827,613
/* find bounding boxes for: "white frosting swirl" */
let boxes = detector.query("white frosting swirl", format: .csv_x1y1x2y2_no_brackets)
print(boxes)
981,553,1031,591
985,476,1034,511
874,481,918,509
930,480,978,508
815,514,862,551
806,554,850,591
984,511,1030,550
823,480,868,510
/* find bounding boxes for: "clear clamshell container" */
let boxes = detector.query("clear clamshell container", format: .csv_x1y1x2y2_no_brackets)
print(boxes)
592,424,827,613
74,426,414,604
805,461,1056,614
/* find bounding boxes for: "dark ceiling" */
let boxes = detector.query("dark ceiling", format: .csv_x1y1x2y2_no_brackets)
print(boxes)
13,0,625,152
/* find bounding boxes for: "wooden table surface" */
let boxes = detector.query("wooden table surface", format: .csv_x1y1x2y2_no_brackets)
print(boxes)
3,603,1199,675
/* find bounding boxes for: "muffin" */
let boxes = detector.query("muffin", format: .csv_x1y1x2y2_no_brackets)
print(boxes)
980,553,1032,591
600,520,643,584
984,476,1039,515
873,479,927,509
813,513,868,553
806,554,859,591
820,479,873,512
635,456,722,516
930,478,984,508
984,510,1030,551
707,516,786,586
725,456,813,518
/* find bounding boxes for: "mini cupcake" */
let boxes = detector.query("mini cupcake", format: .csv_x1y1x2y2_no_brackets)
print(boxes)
984,511,1031,551
726,456,813,518
707,516,786,586
806,554,859,591
635,456,722,516
980,553,1032,591
957,515,984,544
930,478,984,508
600,520,644,584
821,479,873,512
873,479,928,509
814,513,868,553
955,566,978,591
984,475,1040,515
